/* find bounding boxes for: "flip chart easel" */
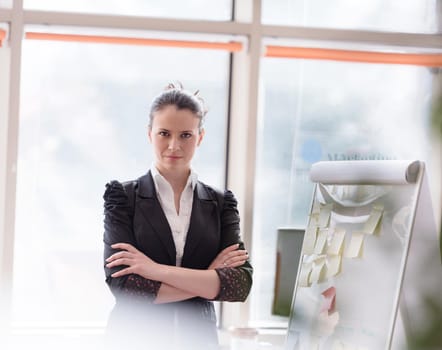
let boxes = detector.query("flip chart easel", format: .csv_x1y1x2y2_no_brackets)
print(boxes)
285,160,442,350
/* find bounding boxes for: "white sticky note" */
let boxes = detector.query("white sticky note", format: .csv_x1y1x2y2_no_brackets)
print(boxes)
309,213,320,227
327,228,346,255
318,203,333,227
312,201,321,214
344,232,364,258
363,206,383,234
310,336,320,350
332,339,345,350
314,228,328,254
309,258,326,284
303,226,318,254
326,255,342,278
299,263,312,287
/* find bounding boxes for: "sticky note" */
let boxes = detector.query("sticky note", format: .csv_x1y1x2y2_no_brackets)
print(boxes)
332,340,345,350
344,232,364,258
318,203,333,227
309,213,320,227
312,201,321,214
309,258,326,284
326,255,342,278
314,229,328,254
327,228,346,255
303,226,318,254
320,286,336,314
299,263,312,287
363,205,384,234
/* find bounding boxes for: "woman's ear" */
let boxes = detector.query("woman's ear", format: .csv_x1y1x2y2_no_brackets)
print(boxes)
197,128,205,146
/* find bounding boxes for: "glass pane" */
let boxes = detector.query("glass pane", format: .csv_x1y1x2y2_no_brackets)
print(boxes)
262,0,439,34
24,0,232,21
0,0,12,8
251,57,437,323
14,33,229,326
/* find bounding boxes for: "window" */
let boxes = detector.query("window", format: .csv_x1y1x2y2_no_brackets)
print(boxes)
0,0,12,9
250,56,438,323
262,0,439,34
13,32,230,326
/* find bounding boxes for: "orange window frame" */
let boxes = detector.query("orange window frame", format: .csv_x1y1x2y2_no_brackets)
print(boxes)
0,29,6,47
0,29,440,67
265,45,442,67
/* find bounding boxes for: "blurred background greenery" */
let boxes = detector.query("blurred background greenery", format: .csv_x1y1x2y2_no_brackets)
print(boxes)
408,69,442,350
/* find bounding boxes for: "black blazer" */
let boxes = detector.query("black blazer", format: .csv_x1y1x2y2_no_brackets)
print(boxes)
103,171,253,349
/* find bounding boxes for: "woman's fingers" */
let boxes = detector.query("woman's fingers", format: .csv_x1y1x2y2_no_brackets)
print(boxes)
111,242,139,253
111,267,132,278
106,250,132,262
217,244,242,261
223,249,248,262
219,244,239,256
106,257,132,268
224,251,248,267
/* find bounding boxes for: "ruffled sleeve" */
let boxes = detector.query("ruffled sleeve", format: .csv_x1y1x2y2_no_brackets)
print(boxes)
103,180,161,301
103,180,132,225
212,190,253,302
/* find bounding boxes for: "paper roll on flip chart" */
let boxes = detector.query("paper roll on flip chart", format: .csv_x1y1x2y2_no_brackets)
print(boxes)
310,160,420,185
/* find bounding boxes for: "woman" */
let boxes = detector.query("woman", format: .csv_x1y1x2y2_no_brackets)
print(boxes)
103,84,253,349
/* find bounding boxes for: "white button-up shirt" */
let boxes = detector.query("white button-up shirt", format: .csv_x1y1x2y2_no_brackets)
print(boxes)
151,166,198,267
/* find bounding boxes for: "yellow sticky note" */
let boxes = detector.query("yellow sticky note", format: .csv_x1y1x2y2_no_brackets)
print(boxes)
303,226,318,254
312,201,321,215
344,232,364,258
309,213,320,227
363,206,383,234
326,255,342,278
299,263,312,287
314,228,328,254
318,203,333,228
327,228,346,255
309,258,326,284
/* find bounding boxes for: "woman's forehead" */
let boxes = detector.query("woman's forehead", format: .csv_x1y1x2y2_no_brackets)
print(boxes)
151,106,200,130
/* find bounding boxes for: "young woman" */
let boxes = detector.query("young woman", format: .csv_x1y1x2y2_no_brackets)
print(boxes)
103,85,253,349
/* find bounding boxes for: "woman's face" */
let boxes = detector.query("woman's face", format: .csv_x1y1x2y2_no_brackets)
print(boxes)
148,105,204,174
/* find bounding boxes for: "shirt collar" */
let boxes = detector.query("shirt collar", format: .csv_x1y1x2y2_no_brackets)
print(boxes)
150,164,198,193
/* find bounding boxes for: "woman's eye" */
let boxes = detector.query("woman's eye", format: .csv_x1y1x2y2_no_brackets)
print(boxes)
181,132,192,139
159,131,169,137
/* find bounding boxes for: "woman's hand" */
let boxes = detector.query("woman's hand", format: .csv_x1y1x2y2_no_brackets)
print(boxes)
208,243,249,270
106,243,162,280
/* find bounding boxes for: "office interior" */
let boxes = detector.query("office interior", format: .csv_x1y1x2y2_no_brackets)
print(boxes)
1,1,442,349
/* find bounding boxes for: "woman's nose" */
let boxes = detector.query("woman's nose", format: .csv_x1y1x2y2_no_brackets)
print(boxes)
168,137,180,151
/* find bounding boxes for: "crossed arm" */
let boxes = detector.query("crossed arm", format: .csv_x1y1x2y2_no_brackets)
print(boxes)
103,180,252,304
106,242,248,303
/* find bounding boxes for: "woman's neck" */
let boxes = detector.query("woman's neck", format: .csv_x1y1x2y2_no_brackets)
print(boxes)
155,165,190,193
